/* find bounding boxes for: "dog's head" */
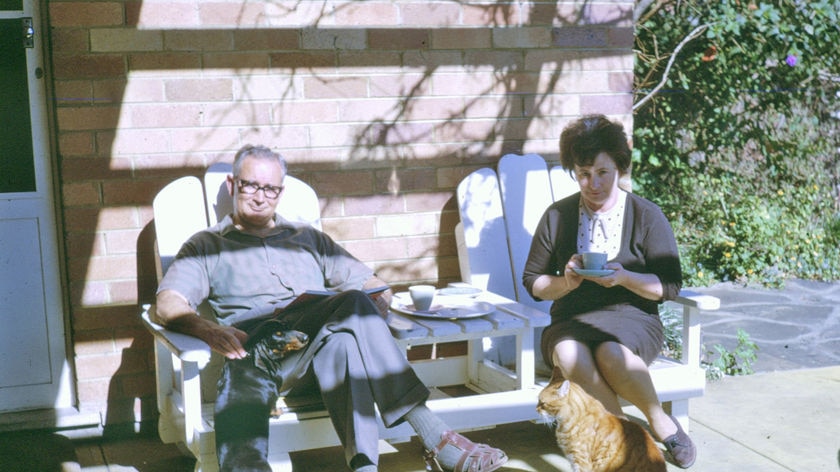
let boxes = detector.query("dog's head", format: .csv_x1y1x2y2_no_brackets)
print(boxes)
266,329,309,357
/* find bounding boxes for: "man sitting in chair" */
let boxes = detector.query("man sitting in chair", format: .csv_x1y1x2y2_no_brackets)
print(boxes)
154,144,507,472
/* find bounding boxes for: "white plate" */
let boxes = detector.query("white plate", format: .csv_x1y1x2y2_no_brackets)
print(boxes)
573,268,615,277
391,294,495,319
437,286,482,297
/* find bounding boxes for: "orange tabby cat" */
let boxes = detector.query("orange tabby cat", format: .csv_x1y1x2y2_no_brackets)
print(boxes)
536,369,666,472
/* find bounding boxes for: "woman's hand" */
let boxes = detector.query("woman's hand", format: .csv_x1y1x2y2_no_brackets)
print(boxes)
579,261,665,301
532,255,586,300
579,261,624,288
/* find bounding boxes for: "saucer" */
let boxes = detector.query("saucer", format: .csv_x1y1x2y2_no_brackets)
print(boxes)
573,268,615,277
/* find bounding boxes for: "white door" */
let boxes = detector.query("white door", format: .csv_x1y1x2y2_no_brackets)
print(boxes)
0,0,73,412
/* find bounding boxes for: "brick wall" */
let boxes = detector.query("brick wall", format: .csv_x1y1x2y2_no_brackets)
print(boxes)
47,0,635,424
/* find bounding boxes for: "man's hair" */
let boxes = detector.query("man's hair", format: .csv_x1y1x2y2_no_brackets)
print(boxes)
232,144,288,178
559,114,631,174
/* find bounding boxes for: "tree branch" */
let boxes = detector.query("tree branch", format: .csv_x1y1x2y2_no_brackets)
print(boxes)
633,23,710,112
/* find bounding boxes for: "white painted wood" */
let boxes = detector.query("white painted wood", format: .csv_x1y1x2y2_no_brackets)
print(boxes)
145,167,550,471
0,2,72,412
456,154,722,430
455,167,516,299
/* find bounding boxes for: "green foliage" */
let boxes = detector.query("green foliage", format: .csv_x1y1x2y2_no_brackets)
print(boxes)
660,303,759,380
634,0,840,287
703,329,759,380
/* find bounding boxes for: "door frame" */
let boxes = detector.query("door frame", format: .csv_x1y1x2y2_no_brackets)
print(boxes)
0,0,75,417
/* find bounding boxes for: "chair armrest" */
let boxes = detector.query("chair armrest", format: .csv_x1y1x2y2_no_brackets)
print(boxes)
669,290,720,368
141,305,212,367
674,290,721,311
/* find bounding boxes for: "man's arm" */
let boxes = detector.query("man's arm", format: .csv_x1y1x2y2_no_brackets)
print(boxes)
155,289,249,359
363,276,393,317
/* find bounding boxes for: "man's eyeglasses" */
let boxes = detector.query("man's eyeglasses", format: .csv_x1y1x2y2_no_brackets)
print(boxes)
236,179,284,199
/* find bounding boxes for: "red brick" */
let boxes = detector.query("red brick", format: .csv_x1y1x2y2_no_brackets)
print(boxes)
552,26,609,48
126,1,200,27
128,52,202,71
400,3,461,26
91,79,129,104
164,30,233,51
432,28,492,50
97,207,143,231
234,29,299,50
322,216,377,240
50,2,124,27
199,3,269,26
168,127,242,153
66,231,106,259
56,106,121,131
310,170,374,197
202,52,270,70
58,131,95,156
270,51,336,69
108,280,141,305
104,229,142,255
101,180,160,206
60,155,127,181
463,4,526,26
76,378,110,405
334,2,399,25
63,182,101,206
52,54,126,79
118,126,177,154
49,29,89,53
75,352,123,380
368,29,430,50
74,329,117,356
164,78,233,102
580,93,633,115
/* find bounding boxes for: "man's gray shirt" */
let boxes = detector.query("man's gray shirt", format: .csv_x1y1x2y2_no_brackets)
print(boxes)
158,214,374,326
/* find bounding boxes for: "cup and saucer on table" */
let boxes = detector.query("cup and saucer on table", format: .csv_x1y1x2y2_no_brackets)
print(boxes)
390,284,493,320
572,251,615,277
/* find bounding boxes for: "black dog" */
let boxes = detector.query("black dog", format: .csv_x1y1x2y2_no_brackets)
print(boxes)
244,319,309,380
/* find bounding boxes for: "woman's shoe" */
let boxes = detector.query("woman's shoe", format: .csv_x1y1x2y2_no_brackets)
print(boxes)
661,415,696,468
423,430,508,472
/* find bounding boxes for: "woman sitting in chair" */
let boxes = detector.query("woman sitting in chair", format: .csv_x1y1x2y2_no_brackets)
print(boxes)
522,114,696,468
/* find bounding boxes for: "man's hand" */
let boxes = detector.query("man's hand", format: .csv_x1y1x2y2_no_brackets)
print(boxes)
363,276,392,317
156,289,249,359
203,324,249,360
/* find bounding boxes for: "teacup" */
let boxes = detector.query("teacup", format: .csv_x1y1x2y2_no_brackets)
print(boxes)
581,252,608,270
408,285,436,311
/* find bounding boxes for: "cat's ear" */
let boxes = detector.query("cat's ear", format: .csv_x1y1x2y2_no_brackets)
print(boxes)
559,379,571,397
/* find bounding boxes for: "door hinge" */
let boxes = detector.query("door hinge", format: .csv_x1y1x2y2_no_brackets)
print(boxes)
22,18,34,48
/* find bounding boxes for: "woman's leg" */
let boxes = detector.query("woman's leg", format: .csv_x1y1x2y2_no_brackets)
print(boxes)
592,341,677,440
551,339,623,415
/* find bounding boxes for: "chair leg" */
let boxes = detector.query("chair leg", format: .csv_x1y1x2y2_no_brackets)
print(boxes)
268,452,294,472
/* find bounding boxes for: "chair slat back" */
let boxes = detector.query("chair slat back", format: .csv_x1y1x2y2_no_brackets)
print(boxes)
497,154,554,309
153,176,210,280
455,167,517,299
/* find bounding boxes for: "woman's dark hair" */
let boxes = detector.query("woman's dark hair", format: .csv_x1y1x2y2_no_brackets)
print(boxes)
559,114,632,174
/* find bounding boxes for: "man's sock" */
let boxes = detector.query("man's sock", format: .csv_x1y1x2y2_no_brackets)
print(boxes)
404,404,463,467
350,453,377,472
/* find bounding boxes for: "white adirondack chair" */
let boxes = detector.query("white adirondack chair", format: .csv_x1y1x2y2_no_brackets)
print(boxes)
455,153,720,430
143,163,552,471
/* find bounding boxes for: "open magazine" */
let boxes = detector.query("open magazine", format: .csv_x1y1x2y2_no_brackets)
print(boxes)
230,285,390,329
282,285,390,312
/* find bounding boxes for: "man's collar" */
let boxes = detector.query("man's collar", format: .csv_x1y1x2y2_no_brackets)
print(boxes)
218,213,296,237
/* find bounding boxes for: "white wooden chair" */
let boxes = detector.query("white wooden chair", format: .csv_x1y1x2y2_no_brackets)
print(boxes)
455,153,721,430
142,163,552,471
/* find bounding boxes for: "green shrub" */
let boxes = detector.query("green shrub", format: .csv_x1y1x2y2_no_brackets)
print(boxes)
634,0,840,287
